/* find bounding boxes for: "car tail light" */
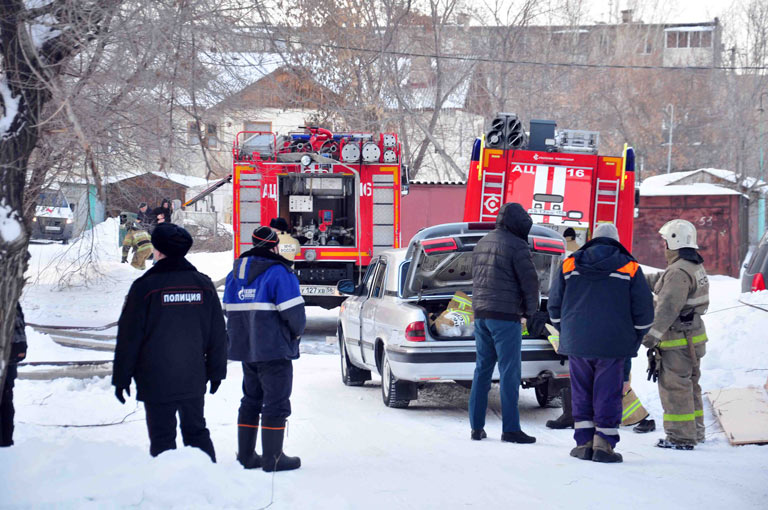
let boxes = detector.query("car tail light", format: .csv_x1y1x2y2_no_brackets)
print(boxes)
422,237,457,254
752,273,766,292
532,237,565,254
405,321,426,341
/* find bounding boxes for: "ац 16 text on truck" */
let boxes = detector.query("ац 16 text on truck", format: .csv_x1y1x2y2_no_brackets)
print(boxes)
232,126,408,308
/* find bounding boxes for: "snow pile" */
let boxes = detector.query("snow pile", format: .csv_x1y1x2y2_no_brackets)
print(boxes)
23,327,113,363
0,201,22,243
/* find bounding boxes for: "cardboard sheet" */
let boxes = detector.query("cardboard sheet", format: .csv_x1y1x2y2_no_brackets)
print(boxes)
708,387,768,446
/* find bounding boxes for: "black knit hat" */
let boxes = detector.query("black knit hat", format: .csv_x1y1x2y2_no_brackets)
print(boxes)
269,217,289,232
252,226,278,249
151,223,193,257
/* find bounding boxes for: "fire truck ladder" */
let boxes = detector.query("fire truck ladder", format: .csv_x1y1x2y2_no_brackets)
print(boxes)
479,169,506,222
593,178,620,228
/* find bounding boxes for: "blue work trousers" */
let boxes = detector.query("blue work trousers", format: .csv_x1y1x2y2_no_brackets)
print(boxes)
469,318,523,433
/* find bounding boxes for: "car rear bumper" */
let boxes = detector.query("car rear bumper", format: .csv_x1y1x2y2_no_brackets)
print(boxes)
30,221,73,241
386,340,569,382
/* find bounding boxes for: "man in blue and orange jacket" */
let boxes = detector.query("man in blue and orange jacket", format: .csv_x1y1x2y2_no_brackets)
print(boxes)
223,225,306,472
548,223,654,463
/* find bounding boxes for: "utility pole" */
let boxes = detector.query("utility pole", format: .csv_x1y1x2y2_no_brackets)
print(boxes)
665,104,674,174
759,92,767,242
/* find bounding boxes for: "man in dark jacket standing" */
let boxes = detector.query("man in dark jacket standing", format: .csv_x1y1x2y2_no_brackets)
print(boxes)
1,303,28,447
113,223,227,462
469,203,539,444
548,223,654,463
224,226,306,472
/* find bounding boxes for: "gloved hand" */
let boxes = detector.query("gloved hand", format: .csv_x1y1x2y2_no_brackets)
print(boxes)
642,333,660,349
209,380,221,394
121,256,128,263
115,386,131,404
646,348,661,383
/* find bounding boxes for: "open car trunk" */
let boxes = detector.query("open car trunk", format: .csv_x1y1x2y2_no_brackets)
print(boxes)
401,222,566,341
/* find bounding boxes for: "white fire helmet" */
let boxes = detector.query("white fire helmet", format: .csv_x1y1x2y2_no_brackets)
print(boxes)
659,219,698,250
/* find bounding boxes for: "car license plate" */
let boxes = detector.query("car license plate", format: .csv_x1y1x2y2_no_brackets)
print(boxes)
45,226,61,231
300,285,338,296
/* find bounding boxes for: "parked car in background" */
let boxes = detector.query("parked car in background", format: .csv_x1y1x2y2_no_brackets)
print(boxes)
743,230,768,292
335,221,569,408
31,190,74,244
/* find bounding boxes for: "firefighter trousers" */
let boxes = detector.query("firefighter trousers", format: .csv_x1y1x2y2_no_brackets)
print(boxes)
131,246,152,270
658,341,706,445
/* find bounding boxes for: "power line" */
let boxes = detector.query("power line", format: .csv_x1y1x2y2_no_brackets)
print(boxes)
251,34,768,72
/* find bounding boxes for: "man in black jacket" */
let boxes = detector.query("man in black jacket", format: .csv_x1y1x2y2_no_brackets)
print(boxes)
113,223,227,461
469,203,539,444
1,303,28,447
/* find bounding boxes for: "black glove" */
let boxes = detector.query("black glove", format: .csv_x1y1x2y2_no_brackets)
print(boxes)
115,386,130,404
209,380,221,394
121,256,128,263
646,348,661,383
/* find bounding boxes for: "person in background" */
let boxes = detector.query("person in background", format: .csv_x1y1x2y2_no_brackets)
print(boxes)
548,223,654,463
643,219,709,450
113,223,227,461
223,226,306,472
137,202,151,230
469,203,539,445
1,303,28,447
563,227,580,255
153,198,172,225
121,221,153,270
270,217,300,264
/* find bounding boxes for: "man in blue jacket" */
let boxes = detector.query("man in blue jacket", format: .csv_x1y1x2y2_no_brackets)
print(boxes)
548,223,654,463
224,225,306,472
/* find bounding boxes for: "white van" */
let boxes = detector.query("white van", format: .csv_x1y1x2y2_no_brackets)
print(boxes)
31,190,74,244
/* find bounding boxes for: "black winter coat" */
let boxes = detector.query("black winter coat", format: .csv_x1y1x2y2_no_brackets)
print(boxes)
113,257,227,403
471,203,539,321
11,303,27,364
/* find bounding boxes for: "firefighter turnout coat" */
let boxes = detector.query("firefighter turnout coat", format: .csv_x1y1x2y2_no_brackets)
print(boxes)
644,250,710,444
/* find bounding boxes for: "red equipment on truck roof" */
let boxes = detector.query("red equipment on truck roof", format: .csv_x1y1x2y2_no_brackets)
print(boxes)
463,113,637,248
232,126,408,308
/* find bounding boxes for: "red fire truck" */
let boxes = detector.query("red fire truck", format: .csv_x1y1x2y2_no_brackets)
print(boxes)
463,113,637,247
232,126,408,308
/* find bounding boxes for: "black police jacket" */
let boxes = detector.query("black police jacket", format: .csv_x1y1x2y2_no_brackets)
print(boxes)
113,257,227,403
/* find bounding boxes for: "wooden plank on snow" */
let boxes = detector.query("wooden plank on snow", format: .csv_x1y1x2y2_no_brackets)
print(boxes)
708,388,768,446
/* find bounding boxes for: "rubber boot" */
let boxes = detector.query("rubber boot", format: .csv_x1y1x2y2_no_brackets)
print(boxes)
546,387,574,429
569,441,593,461
261,417,301,472
471,429,487,441
237,424,261,469
592,434,623,463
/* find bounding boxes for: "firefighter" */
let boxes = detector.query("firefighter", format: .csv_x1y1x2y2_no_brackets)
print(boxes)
643,219,709,450
122,222,153,270
270,217,300,263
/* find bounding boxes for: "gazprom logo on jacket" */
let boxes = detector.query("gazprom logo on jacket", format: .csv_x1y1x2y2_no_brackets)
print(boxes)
162,291,203,305
238,287,257,301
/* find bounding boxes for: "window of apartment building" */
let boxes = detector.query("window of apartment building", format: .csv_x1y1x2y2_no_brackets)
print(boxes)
666,29,713,49
188,121,218,148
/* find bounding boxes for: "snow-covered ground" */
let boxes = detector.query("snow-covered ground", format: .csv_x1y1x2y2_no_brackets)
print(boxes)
3,221,768,509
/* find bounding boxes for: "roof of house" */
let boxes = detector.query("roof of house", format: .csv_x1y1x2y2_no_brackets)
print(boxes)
641,168,767,194
105,171,208,188
640,182,744,197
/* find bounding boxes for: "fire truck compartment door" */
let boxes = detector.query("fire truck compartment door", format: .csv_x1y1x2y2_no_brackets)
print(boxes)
372,173,396,256
238,173,262,246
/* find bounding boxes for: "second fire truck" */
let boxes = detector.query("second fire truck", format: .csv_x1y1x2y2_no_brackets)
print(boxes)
463,113,637,248
232,126,408,308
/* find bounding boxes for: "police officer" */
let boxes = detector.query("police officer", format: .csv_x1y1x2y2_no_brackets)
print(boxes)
643,219,709,450
224,226,306,472
270,217,300,264
121,221,153,270
113,223,227,461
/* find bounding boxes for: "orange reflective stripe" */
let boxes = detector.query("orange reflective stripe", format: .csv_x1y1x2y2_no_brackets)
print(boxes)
616,261,639,277
562,257,576,273
238,423,259,429
261,426,286,430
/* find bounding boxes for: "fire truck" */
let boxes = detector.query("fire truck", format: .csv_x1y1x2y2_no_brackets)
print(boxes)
463,113,637,247
231,126,408,308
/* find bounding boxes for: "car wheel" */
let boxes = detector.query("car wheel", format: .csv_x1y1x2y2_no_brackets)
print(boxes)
381,350,412,408
534,381,555,408
339,326,370,387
